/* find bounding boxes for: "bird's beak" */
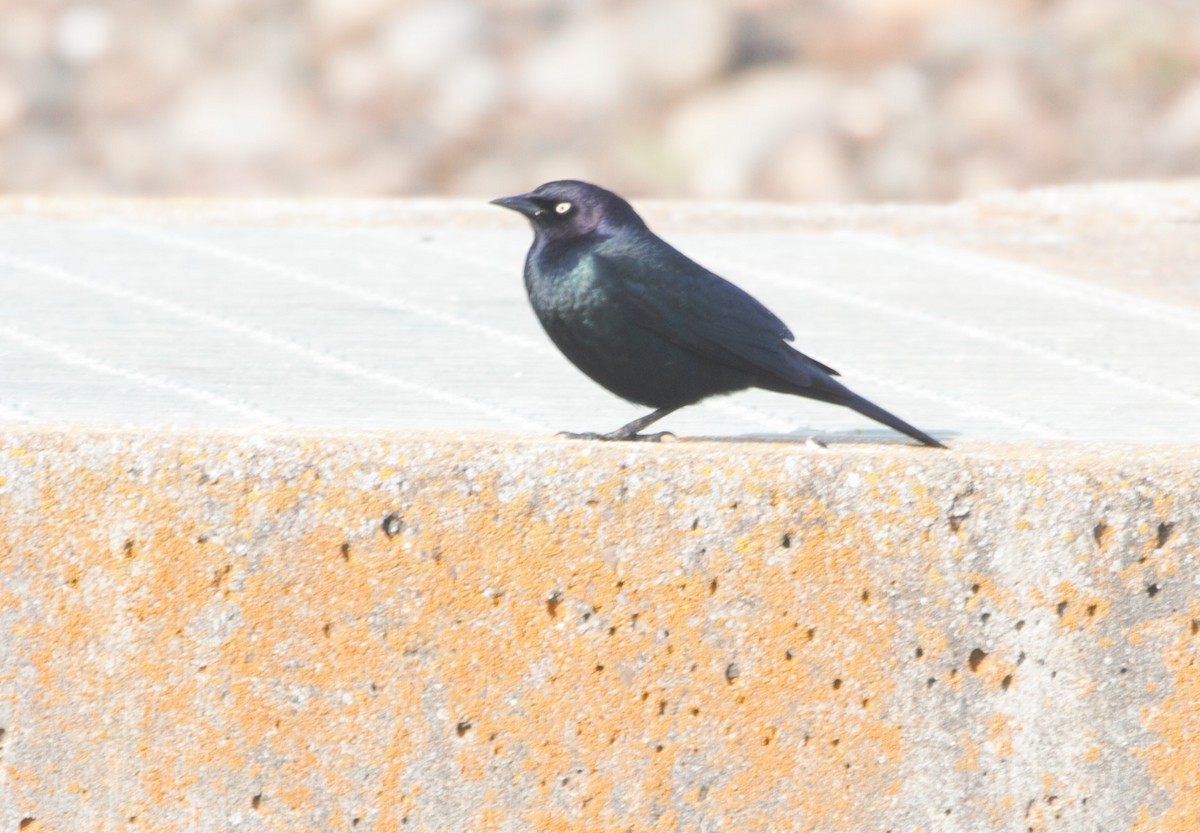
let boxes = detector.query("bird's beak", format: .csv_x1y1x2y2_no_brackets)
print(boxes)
489,193,544,218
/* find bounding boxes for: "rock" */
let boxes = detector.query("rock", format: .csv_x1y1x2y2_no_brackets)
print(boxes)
664,68,837,198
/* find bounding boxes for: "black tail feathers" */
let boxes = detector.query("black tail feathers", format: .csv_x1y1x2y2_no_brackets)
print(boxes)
844,393,945,448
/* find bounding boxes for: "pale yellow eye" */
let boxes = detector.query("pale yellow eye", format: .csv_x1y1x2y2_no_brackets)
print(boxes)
555,201,572,214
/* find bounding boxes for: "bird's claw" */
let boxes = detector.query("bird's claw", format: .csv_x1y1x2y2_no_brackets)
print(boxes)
623,431,675,442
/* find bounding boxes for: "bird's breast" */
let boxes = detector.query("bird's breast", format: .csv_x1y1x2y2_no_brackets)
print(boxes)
525,251,608,327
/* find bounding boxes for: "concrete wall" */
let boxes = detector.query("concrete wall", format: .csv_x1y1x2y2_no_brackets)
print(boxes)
1,430,1197,832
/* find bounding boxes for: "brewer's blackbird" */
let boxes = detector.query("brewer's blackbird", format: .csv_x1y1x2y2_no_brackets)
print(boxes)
491,180,944,447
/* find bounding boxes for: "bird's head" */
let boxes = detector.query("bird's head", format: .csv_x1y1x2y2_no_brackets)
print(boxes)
490,180,645,243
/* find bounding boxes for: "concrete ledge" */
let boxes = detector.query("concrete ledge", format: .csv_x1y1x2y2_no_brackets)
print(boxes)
1,430,1198,831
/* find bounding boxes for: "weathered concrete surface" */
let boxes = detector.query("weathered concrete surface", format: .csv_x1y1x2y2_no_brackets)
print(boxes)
1,429,1197,832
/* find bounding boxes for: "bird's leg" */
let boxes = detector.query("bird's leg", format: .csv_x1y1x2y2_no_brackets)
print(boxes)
559,407,679,442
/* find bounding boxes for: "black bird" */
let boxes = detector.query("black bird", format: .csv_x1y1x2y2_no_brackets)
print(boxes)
491,180,944,448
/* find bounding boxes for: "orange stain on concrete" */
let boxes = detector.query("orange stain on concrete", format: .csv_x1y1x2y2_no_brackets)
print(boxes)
1131,600,1200,833
2,432,1199,831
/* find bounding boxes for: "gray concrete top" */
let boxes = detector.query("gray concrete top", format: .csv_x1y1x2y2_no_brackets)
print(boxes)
1,182,1197,444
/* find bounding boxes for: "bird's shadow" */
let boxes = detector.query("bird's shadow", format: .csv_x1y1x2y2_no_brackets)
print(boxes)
676,427,959,446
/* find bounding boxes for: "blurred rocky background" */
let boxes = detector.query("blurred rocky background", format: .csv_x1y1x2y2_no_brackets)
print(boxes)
2,0,1199,201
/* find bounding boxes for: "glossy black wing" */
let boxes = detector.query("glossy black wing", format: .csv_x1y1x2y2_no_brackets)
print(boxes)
592,238,839,386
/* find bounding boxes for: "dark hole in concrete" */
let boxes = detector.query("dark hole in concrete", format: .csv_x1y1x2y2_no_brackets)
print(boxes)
1001,674,1013,691
691,707,700,716
211,565,231,589
861,697,870,708
1056,601,1068,617
725,663,740,682
608,626,617,636
698,785,709,800
831,738,839,747
981,612,991,623
781,532,792,548
546,591,562,618
322,623,332,637
807,627,816,641
251,794,262,810
1086,604,1097,617
710,578,718,594
340,542,350,561
1092,522,1108,545
926,678,936,688
1147,583,1161,597
785,649,794,660
382,513,404,538
1156,521,1175,549
658,700,667,715
594,664,604,672
691,517,699,530
1192,619,1199,635
970,583,980,595
915,646,924,658
456,721,472,737
969,648,987,672
832,678,842,690
352,818,360,827
123,539,135,559
19,820,34,830
655,744,664,752
1015,620,1025,631
861,589,870,602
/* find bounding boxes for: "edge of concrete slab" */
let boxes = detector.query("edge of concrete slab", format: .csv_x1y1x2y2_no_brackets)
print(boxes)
2,428,1197,832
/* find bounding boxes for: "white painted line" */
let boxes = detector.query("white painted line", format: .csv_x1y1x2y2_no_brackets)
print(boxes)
123,224,810,434
842,231,1200,334
0,323,284,423
703,251,1200,411
0,249,547,433
108,222,556,355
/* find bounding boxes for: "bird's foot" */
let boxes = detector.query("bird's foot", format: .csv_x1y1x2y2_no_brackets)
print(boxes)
556,430,676,442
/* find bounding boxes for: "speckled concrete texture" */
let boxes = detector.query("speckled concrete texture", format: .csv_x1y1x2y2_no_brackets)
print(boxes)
1,429,1197,832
